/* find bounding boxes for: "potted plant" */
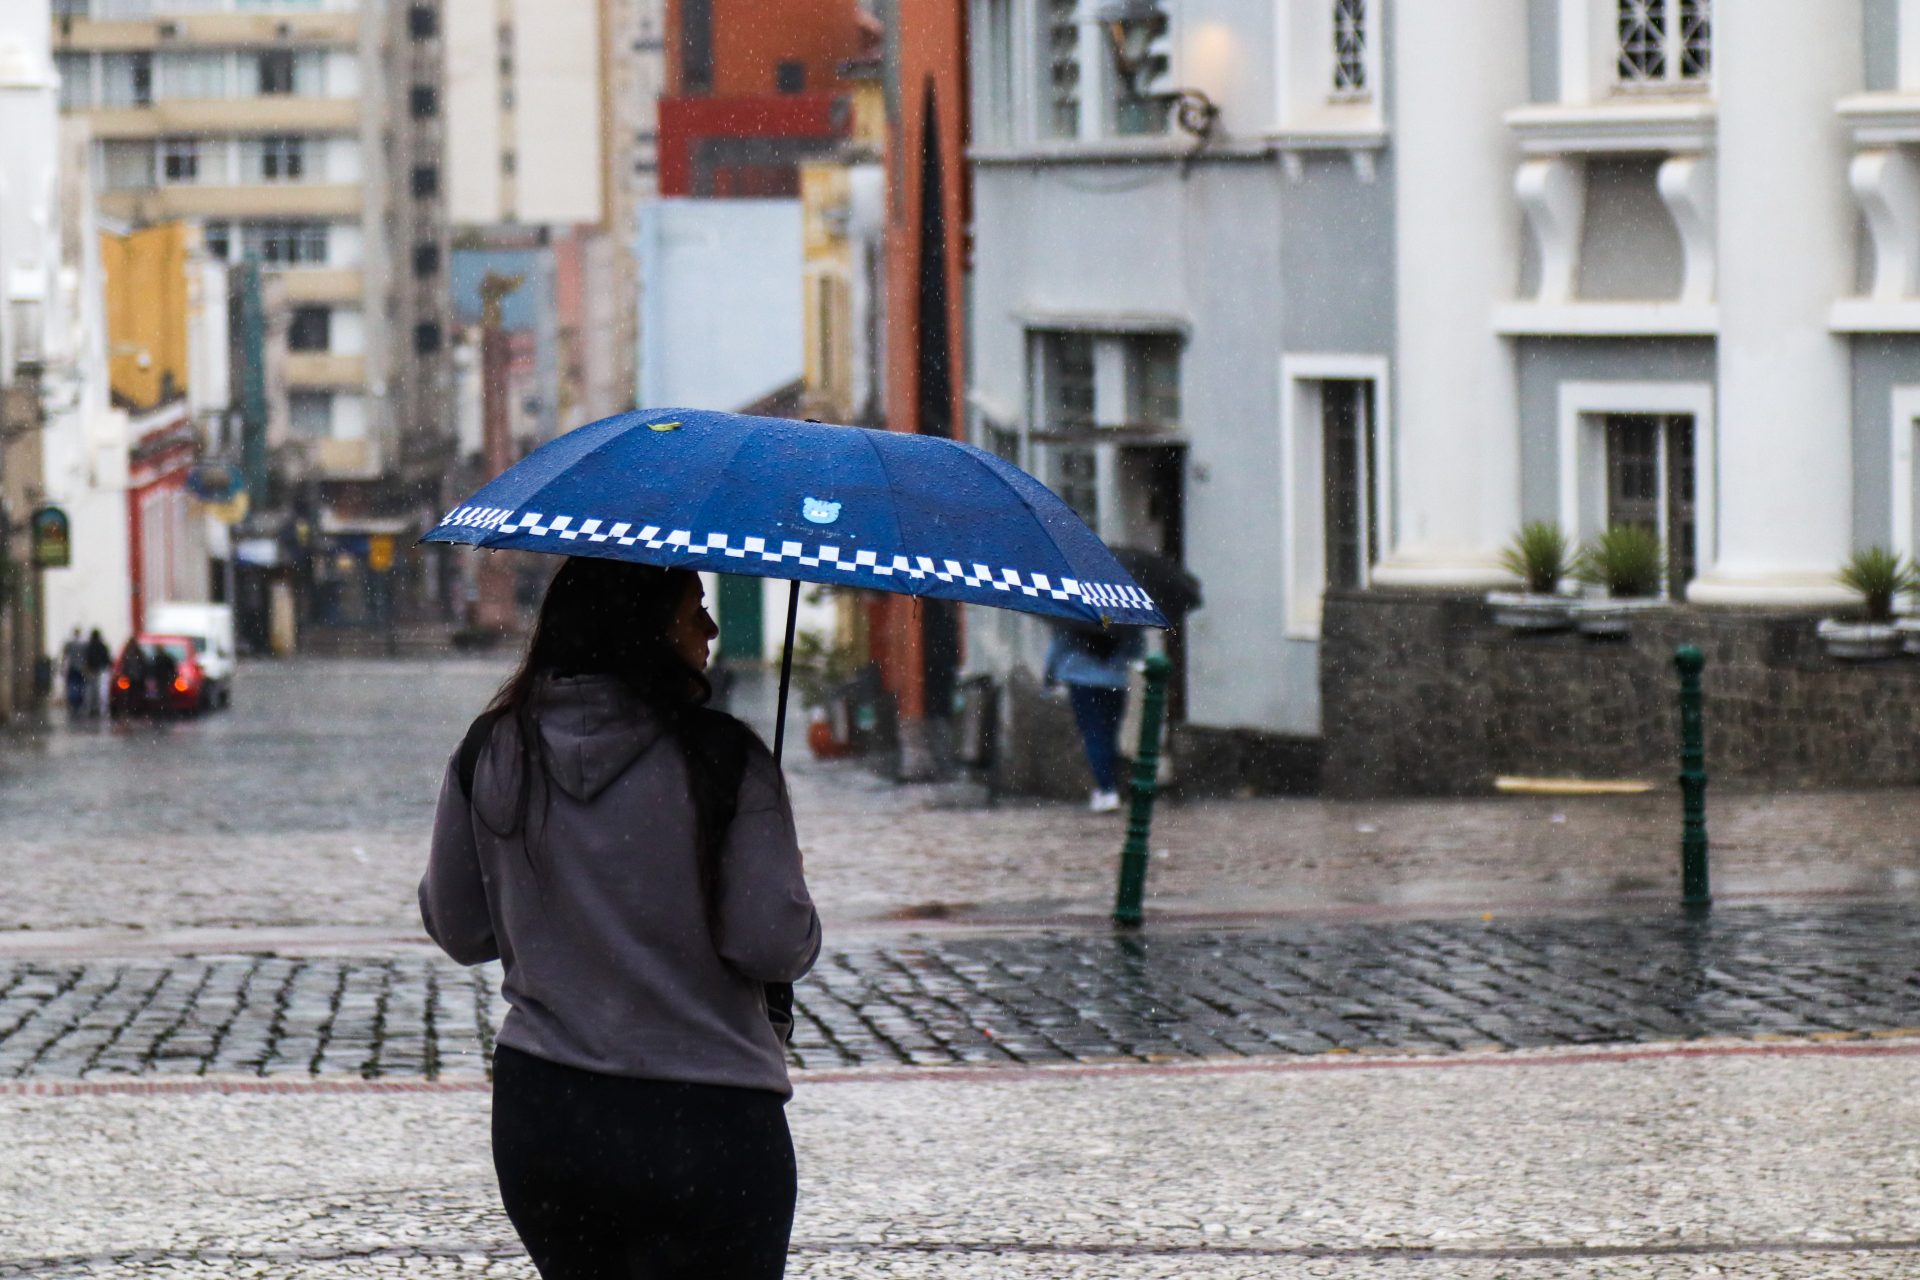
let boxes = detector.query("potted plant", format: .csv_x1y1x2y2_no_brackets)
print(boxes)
1821,547,1915,659
1487,521,1574,630
1570,524,1668,636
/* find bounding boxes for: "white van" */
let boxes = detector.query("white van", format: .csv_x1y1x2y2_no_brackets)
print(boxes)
145,602,237,708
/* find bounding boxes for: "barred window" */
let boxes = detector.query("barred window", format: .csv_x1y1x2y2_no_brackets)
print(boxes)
1617,0,1711,88
1043,0,1079,139
1332,0,1368,97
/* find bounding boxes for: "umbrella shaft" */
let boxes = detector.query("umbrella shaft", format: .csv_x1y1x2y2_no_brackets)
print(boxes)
772,581,801,764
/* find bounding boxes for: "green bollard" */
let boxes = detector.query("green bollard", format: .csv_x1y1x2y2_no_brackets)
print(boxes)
1674,645,1711,912
1113,654,1172,928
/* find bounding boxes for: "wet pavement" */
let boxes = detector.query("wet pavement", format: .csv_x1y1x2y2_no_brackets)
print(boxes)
2,902,1917,1080
4,1043,1919,1277
6,655,1920,1276
4,656,1920,938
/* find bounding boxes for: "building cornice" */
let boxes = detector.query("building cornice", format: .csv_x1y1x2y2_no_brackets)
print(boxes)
1837,92,1920,147
1493,301,1718,337
1504,98,1716,155
969,139,1275,167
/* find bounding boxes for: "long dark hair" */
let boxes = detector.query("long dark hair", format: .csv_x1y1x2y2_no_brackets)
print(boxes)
478,557,737,883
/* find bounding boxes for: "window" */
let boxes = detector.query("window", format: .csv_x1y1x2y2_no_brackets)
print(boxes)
1052,448,1099,526
159,52,228,101
102,52,153,108
1282,358,1388,636
974,0,1016,146
1322,381,1379,591
412,243,440,277
776,60,806,94
240,221,328,265
410,165,439,197
245,136,306,182
101,139,156,190
256,50,295,96
203,221,231,261
682,0,713,93
160,138,200,184
1332,0,1368,98
1604,413,1696,592
1043,0,1080,139
288,306,331,353
249,50,322,96
407,4,437,40
414,321,442,355
289,391,331,439
1617,0,1711,89
502,151,516,176
1128,336,1181,429
409,85,437,118
1110,1,1172,136
1040,332,1095,431
56,53,94,110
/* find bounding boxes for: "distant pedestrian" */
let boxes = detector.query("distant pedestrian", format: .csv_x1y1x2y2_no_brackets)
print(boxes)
421,558,819,1279
84,630,112,716
149,644,177,709
117,640,148,716
1045,625,1145,813
59,629,87,714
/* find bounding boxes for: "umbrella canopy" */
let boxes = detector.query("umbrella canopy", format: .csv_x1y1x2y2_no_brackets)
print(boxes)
424,408,1169,629
1111,546,1202,619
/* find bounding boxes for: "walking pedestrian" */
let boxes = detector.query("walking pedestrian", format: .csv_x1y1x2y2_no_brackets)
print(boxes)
1044,624,1145,813
116,639,148,717
421,558,820,1279
83,629,112,716
60,629,87,714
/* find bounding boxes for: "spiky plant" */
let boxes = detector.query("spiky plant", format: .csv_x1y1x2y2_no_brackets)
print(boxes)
1573,525,1665,599
1837,547,1917,623
1499,521,1572,594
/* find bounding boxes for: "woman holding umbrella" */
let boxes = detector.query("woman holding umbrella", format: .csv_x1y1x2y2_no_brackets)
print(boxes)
420,557,820,1278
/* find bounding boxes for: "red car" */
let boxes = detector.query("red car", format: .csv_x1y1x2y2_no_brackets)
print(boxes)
109,634,210,716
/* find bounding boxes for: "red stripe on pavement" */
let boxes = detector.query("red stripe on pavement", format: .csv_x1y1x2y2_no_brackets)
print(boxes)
2,1035,1917,1098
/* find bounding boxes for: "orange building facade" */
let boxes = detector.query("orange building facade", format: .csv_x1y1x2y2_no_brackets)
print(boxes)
873,0,971,771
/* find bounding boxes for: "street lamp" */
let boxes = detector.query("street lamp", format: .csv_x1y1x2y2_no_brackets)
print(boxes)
1095,0,1219,142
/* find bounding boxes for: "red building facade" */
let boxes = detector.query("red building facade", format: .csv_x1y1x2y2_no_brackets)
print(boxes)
658,0,869,197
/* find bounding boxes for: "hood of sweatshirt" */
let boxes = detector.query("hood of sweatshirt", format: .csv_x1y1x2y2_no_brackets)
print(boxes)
474,675,665,828
534,675,665,801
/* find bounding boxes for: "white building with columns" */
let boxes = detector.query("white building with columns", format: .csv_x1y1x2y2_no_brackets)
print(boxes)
964,0,1920,775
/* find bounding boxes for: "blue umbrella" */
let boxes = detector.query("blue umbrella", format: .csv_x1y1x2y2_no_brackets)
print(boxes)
424,407,1169,757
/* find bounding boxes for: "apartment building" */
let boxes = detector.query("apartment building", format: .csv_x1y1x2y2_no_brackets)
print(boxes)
52,0,452,604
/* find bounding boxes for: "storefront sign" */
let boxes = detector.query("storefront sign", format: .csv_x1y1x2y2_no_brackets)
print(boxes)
29,506,69,569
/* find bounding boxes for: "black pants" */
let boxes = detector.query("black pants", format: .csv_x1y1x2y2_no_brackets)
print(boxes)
491,1045,797,1279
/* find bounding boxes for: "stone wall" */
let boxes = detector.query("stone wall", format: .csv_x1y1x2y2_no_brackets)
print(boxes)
1321,590,1920,797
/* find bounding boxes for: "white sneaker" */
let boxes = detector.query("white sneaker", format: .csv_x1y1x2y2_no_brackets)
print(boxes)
1088,789,1122,813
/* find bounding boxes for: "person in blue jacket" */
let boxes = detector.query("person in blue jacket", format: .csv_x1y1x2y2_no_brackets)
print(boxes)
1044,625,1144,813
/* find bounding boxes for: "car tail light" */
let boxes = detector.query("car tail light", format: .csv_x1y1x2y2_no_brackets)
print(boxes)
117,677,130,690
173,677,190,693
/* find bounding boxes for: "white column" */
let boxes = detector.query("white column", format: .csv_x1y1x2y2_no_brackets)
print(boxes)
1687,0,1860,606
1370,3,1528,588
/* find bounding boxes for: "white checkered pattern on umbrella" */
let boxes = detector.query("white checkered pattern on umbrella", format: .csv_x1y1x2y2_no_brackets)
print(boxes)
439,505,1158,614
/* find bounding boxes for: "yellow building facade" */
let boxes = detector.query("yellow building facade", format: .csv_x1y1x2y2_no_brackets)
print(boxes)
98,222,191,411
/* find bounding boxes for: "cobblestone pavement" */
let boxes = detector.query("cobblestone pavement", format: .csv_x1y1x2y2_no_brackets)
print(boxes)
4,658,1920,939
2,1044,1918,1277
1,902,1916,1081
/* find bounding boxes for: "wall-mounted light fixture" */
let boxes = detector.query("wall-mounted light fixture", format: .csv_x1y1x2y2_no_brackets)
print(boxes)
1095,0,1218,142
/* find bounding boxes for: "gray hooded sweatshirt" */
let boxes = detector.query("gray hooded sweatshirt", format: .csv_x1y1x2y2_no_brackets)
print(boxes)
420,675,821,1097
